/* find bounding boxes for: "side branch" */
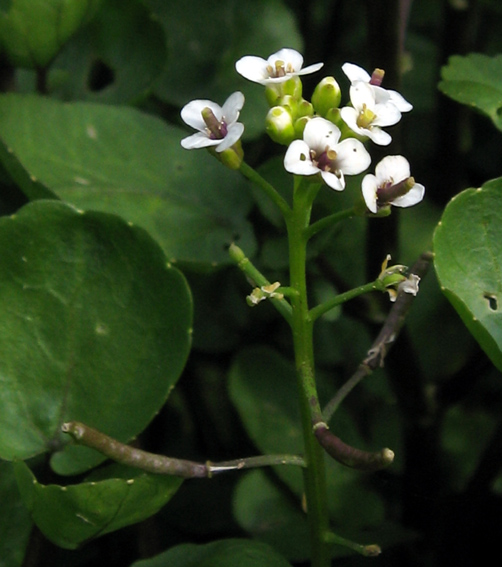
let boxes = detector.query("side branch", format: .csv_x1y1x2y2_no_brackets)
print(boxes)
61,421,305,478
313,422,394,472
323,251,433,422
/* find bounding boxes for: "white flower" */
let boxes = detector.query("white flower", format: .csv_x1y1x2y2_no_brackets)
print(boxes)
235,48,323,85
340,81,402,145
284,117,371,191
342,62,412,113
180,91,245,152
362,155,425,213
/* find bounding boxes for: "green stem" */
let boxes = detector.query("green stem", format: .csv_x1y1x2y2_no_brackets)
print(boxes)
228,243,292,324
304,206,356,241
310,281,378,322
239,161,292,220
286,177,330,567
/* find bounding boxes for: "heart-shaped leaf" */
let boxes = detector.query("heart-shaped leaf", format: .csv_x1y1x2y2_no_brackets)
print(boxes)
14,460,183,549
439,53,502,131
0,200,192,474
433,178,502,372
0,0,103,68
0,94,256,267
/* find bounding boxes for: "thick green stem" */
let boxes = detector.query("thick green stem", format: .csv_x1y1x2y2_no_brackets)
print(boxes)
287,178,330,567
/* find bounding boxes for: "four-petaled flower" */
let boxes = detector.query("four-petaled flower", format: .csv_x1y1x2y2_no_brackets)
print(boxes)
340,81,402,146
235,48,323,85
284,117,371,191
362,155,425,213
180,91,245,152
342,62,412,113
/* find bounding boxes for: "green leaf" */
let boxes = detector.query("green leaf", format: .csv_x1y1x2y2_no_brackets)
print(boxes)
14,460,182,550
439,53,502,131
0,94,256,267
0,200,192,474
228,346,386,529
0,136,56,201
0,461,32,567
49,0,166,104
130,538,292,567
233,470,310,562
144,0,303,140
433,179,502,372
0,0,103,69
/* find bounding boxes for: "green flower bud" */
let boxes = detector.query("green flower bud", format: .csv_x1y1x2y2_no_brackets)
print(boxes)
294,115,310,139
266,106,295,145
312,77,341,117
280,76,303,99
296,98,314,118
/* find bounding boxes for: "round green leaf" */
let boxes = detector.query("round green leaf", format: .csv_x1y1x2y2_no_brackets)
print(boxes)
0,200,192,474
0,94,256,267
50,0,166,104
14,460,183,550
0,0,103,68
131,539,292,567
0,461,32,566
433,179,502,372
439,53,502,131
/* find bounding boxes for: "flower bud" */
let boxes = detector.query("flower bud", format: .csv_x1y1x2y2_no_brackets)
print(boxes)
296,98,314,118
265,106,295,145
312,77,341,117
293,115,309,139
280,76,303,99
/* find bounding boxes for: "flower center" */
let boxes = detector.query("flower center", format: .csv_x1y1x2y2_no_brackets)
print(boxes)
377,177,415,206
356,104,376,129
311,146,341,176
266,59,295,78
201,107,228,139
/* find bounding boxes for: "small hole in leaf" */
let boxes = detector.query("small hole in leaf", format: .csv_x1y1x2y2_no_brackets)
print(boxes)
483,292,498,311
88,59,115,92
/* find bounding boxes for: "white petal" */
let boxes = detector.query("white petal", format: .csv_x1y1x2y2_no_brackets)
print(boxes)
303,117,340,150
181,132,220,150
364,126,392,146
349,82,375,111
269,48,304,71
215,123,244,152
339,107,361,133
235,55,270,83
388,90,413,112
333,139,371,175
321,170,344,191
296,62,324,75
361,174,379,213
342,62,371,83
372,103,402,127
221,91,245,124
391,183,425,208
181,99,223,130
284,140,319,175
375,155,410,184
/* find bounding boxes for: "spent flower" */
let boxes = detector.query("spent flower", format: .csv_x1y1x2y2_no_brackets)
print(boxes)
180,91,245,153
362,155,425,213
342,62,412,113
284,117,371,191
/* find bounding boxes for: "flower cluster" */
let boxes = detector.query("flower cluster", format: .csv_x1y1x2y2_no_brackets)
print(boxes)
180,47,424,214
